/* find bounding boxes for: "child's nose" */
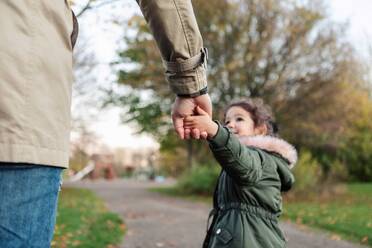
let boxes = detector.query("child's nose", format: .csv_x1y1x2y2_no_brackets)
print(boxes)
226,122,235,129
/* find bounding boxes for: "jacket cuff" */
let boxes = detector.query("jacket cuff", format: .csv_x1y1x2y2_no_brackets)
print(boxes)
208,121,230,148
166,48,208,95
177,86,207,98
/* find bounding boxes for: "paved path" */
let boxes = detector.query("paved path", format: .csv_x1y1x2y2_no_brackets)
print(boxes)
65,179,365,248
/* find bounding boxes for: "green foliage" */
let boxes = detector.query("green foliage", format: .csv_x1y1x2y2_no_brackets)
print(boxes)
105,90,172,138
300,87,372,181
176,165,221,195
157,131,216,176
158,134,188,176
53,188,124,247
340,123,372,181
335,91,372,181
283,183,372,246
291,150,323,194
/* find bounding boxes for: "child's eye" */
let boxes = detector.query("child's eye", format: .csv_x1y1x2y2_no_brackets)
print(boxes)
225,121,230,125
236,117,244,122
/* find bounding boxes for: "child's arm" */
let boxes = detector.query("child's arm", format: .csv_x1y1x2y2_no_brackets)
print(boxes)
184,107,263,185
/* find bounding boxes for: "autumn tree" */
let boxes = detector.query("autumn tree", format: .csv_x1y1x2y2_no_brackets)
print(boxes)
107,0,371,177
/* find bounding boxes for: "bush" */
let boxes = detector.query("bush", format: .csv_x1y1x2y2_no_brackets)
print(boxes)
291,150,323,195
177,151,325,196
158,148,188,177
176,165,221,195
340,124,372,181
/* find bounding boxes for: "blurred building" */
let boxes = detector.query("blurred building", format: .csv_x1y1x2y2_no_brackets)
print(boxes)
113,147,159,177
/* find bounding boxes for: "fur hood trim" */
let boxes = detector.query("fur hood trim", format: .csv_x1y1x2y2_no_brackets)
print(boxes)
239,135,298,169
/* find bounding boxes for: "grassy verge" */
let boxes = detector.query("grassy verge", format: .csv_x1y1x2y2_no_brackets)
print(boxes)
283,183,372,246
150,183,372,247
52,188,125,248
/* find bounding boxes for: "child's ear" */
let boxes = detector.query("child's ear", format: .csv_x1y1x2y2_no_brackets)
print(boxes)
254,124,267,135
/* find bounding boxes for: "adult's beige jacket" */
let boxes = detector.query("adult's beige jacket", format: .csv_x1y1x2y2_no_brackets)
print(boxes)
0,0,207,168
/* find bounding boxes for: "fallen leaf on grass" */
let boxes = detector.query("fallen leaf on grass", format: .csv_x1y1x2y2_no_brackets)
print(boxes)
120,223,126,231
72,240,81,246
330,234,341,241
106,220,115,229
361,236,368,244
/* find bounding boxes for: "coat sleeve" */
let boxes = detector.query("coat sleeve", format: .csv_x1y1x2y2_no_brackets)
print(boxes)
136,0,207,96
208,122,264,185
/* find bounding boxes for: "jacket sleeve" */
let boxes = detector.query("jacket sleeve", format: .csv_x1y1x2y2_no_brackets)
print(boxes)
136,0,207,96
276,160,295,192
208,122,264,185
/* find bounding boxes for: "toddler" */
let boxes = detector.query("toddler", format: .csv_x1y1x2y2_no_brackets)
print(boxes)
184,99,297,248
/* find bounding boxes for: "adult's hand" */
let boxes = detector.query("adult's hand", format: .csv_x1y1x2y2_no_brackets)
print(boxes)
171,94,212,139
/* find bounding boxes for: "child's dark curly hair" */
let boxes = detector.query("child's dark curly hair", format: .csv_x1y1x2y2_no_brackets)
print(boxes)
223,98,278,136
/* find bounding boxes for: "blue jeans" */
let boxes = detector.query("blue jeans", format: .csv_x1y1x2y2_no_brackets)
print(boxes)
0,163,63,248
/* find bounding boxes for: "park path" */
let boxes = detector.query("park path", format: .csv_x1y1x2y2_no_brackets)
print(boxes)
65,179,365,248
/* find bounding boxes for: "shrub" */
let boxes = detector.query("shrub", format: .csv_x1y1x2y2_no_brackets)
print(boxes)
291,150,323,195
340,124,372,181
176,165,221,195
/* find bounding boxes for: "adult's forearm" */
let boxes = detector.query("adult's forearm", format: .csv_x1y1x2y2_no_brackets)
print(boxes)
137,0,207,96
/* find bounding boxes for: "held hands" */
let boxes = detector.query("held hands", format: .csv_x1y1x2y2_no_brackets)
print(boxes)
184,106,218,140
172,94,212,140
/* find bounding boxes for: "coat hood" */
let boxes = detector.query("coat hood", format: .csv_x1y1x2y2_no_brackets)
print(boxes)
239,135,298,169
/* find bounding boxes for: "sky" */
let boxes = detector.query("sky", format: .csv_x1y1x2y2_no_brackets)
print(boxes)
71,0,372,150
329,0,372,55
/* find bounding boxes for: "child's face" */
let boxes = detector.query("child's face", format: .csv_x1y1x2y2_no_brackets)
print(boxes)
224,106,257,137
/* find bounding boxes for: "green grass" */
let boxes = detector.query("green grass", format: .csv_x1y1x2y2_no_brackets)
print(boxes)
283,183,372,246
150,183,372,247
52,188,125,248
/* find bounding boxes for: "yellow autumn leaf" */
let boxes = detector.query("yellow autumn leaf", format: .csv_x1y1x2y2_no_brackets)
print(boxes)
330,234,341,241
361,236,368,243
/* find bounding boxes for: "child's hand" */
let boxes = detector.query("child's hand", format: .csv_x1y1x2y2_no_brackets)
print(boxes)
184,106,218,139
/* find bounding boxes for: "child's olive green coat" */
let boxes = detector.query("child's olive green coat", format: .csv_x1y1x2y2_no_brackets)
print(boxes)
203,123,297,248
